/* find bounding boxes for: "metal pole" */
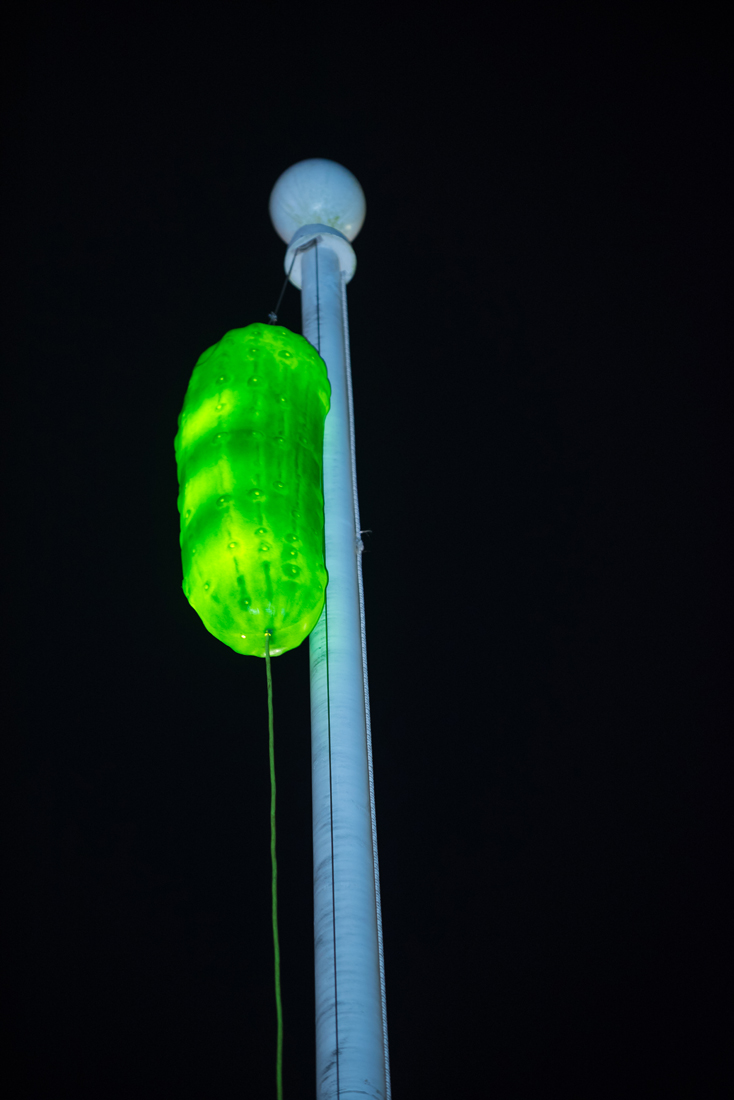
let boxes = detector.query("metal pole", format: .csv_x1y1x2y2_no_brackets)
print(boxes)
269,161,390,1100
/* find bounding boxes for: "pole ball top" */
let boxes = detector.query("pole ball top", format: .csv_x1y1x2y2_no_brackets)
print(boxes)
269,159,366,245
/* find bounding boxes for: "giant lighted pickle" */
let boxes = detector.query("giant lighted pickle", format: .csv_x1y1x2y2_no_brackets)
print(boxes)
175,322,330,657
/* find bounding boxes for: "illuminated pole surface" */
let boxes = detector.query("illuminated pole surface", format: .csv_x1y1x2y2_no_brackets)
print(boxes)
269,160,390,1100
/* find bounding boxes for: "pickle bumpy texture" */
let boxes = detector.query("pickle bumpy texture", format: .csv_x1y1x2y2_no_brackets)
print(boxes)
175,323,331,657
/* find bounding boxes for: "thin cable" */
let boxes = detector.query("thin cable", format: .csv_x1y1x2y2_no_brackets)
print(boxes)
314,243,322,356
316,243,340,1097
270,240,319,324
265,633,283,1100
340,272,391,1097
268,251,298,325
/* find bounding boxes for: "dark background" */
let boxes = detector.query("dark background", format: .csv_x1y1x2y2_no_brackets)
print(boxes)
4,4,731,1097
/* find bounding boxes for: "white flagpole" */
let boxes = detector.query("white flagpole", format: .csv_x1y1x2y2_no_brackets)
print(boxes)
269,160,390,1100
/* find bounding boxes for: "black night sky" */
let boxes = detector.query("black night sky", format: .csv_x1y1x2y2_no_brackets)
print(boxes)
5,5,731,1098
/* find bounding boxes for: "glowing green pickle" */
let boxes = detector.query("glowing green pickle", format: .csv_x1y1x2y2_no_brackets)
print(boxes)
175,323,330,657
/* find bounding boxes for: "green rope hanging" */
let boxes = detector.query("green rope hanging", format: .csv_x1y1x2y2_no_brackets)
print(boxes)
265,632,283,1100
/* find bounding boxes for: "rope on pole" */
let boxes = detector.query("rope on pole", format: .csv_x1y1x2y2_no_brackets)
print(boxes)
315,242,342,1098
269,239,316,324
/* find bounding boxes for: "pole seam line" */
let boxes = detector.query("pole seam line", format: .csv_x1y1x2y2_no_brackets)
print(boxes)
340,272,391,1098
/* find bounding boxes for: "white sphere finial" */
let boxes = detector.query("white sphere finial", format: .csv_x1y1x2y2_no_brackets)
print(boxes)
269,159,366,244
